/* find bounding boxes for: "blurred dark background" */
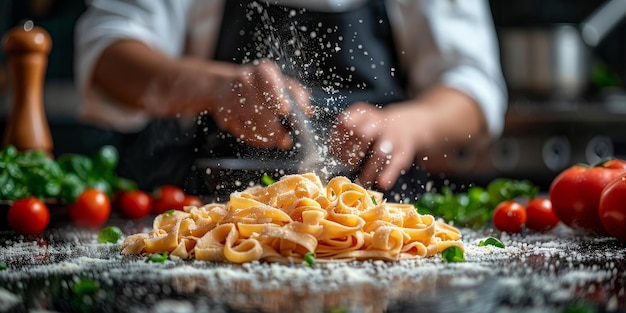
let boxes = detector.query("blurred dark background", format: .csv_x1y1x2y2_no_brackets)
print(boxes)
1,0,626,191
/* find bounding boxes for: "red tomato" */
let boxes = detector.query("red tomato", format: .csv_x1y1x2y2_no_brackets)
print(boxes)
153,185,185,214
525,197,560,232
118,190,153,219
549,159,626,235
493,201,527,233
68,188,111,228
7,197,50,235
599,175,626,242
181,195,203,209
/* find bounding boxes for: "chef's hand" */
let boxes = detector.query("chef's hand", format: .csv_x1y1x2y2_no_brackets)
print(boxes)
328,102,431,190
210,59,311,150
93,41,311,151
329,87,488,190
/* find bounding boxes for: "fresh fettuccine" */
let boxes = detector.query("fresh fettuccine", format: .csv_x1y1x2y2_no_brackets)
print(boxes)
121,173,463,263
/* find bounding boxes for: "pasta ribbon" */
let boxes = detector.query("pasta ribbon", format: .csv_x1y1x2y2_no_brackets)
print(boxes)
121,173,463,263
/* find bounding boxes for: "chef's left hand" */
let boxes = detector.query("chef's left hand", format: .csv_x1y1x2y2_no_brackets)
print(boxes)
328,102,433,190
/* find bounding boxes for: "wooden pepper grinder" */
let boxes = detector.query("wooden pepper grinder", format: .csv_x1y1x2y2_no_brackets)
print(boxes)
2,20,53,156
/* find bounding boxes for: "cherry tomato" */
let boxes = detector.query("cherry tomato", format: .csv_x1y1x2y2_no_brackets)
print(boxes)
118,190,152,219
68,188,111,228
7,197,50,235
153,185,185,214
181,195,203,209
599,175,626,242
549,159,626,235
493,201,527,233
525,197,560,232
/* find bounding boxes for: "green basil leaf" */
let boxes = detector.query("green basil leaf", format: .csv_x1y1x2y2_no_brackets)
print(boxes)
98,226,123,244
561,300,595,313
59,174,87,204
57,154,93,181
261,173,276,186
478,237,505,248
71,278,98,296
146,251,169,263
304,251,316,268
0,145,17,161
441,246,465,263
92,145,119,173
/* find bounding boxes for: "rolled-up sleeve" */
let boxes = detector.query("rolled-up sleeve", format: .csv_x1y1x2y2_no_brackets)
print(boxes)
74,0,193,131
390,0,507,137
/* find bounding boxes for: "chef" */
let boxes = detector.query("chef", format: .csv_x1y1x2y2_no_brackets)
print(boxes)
74,0,506,201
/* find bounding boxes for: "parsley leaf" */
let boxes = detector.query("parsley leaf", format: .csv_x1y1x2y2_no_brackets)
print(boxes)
304,251,316,267
478,237,505,248
261,173,276,186
97,226,123,244
72,278,98,296
441,246,465,263
146,251,169,263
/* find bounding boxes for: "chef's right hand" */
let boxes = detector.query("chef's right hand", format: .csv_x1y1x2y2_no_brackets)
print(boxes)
210,59,310,150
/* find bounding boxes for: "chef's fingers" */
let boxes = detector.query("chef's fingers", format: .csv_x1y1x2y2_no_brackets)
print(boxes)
284,78,312,116
375,144,414,190
245,61,294,149
357,139,413,190
328,103,382,168
213,63,293,150
327,123,370,170
357,139,393,188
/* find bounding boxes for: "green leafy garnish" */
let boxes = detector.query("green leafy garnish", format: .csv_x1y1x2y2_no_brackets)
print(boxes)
71,278,98,296
261,173,276,186
441,246,465,263
304,251,316,267
97,226,123,244
327,308,347,313
561,300,595,313
414,178,538,227
0,145,136,203
163,209,175,216
370,196,377,205
478,237,505,248
146,251,169,263
0,261,7,270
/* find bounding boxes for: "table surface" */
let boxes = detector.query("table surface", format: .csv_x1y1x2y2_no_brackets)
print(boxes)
0,215,625,313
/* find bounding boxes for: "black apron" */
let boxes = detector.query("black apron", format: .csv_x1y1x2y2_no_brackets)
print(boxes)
200,0,428,201
120,0,429,201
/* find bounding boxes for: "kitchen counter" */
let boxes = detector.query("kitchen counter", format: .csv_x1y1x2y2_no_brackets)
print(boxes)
0,215,624,313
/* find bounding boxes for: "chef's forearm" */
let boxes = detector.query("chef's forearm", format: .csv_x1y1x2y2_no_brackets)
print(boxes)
91,39,235,116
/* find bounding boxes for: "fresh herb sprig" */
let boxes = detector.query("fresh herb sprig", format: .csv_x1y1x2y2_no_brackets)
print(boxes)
97,226,123,244
441,246,465,263
414,178,538,227
478,237,505,248
0,145,136,203
261,173,276,186
304,252,316,267
146,251,169,263
72,278,99,296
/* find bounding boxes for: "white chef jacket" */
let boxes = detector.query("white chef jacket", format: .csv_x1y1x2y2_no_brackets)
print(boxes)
75,0,507,137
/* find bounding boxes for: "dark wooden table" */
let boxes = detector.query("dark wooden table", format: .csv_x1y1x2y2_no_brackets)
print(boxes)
0,214,625,313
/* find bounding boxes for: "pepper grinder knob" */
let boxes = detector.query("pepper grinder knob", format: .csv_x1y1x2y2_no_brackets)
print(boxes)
2,21,53,156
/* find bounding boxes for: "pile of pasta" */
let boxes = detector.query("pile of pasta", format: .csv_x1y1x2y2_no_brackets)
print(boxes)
121,173,463,263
